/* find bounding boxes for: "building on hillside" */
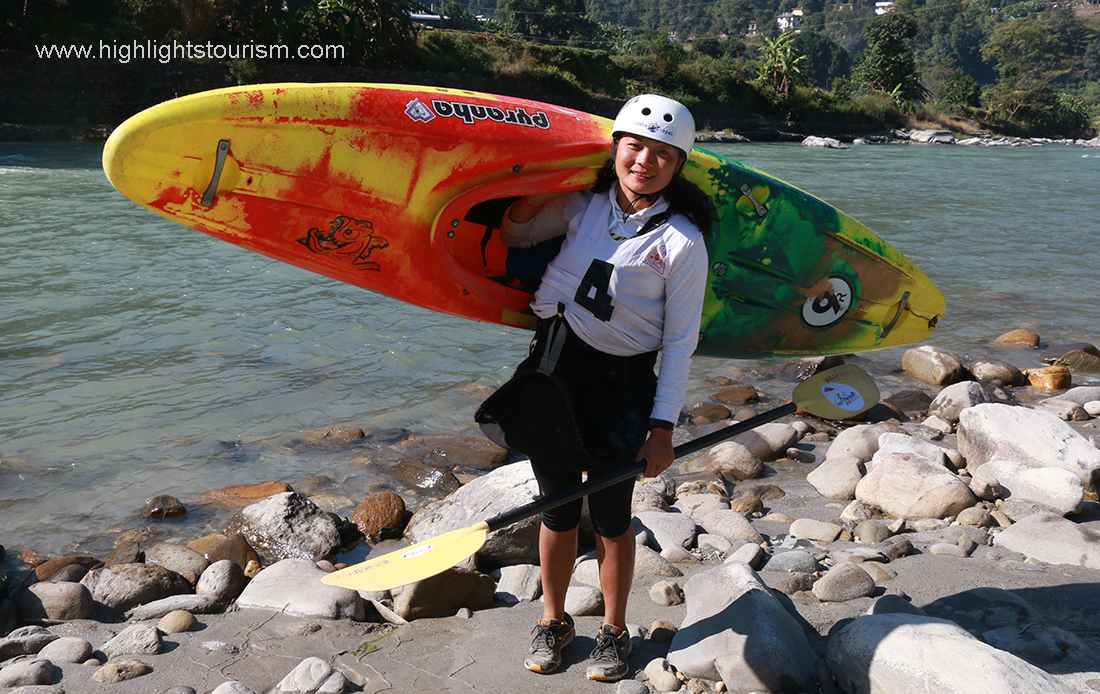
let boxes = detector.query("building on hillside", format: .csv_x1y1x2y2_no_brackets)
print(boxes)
875,1,896,13
747,20,758,36
776,7,806,32
410,13,442,27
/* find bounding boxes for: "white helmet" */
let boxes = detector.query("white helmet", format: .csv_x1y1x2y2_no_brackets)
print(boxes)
612,94,695,157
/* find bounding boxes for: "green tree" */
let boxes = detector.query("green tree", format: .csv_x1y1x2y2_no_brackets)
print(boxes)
296,0,421,66
981,18,1069,125
440,2,484,31
936,71,981,111
853,12,926,104
1085,37,1100,79
756,31,808,98
692,36,723,59
497,0,603,46
793,29,850,90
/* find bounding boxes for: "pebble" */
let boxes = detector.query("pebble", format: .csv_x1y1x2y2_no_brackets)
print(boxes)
853,519,892,544
37,636,93,663
650,580,685,606
158,609,200,633
789,518,842,543
0,659,54,688
93,659,151,683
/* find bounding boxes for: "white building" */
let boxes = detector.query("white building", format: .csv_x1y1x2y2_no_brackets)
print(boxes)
875,2,896,14
776,7,806,33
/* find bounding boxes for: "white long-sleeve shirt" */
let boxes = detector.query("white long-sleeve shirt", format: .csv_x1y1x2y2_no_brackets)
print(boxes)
499,188,708,423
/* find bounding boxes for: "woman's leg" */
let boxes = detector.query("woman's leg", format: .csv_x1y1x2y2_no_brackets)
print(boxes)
594,527,635,629
539,523,578,621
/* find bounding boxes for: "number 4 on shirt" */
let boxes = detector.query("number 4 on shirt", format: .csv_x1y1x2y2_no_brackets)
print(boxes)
575,259,615,321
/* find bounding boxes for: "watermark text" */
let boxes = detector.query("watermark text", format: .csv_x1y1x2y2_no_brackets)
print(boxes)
35,40,346,64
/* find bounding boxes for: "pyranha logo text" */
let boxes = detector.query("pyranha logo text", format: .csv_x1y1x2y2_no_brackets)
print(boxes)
429,100,550,129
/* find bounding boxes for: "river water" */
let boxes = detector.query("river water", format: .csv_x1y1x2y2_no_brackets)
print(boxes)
2,140,1098,559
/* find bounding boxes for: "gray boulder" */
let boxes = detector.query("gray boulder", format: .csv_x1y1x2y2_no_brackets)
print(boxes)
674,493,730,521
828,613,1075,694
909,129,956,144
928,381,991,423
14,581,93,621
634,510,697,552
0,659,54,688
695,510,764,544
920,586,1095,669
803,136,848,149
225,492,341,564
236,559,364,620
391,566,495,621
0,626,57,659
969,358,1026,386
667,562,817,693
974,460,1083,515
992,511,1100,570
812,562,875,602
826,423,905,463
102,623,163,658
196,559,248,605
762,550,820,574
145,542,211,581
273,656,349,694
81,563,192,614
38,635,94,664
872,432,948,467
789,518,842,543
405,462,543,566
728,422,801,461
692,440,763,480
1034,399,1090,421
856,451,975,520
902,345,968,385
635,545,683,577
958,403,1100,484
562,585,604,617
806,455,864,500
127,593,224,621
1050,386,1100,406
494,564,541,604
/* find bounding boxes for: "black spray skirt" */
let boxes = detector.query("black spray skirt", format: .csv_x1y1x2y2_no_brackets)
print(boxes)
476,315,657,471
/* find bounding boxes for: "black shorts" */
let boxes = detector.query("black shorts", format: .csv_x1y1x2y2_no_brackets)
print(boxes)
530,460,636,538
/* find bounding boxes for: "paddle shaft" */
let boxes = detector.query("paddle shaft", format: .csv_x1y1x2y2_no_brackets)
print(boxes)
484,401,798,533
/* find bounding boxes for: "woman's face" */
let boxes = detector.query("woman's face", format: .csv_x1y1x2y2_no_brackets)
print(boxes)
613,134,684,209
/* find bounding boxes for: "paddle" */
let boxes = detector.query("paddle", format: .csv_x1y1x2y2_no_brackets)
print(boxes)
321,363,878,592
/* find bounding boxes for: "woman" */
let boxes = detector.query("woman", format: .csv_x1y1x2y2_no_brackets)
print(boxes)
494,94,713,682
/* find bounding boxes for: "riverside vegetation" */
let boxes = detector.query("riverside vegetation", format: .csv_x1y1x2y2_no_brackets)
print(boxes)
2,332,1100,693
3,0,1098,140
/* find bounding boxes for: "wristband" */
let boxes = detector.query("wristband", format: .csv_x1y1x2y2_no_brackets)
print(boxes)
648,418,675,432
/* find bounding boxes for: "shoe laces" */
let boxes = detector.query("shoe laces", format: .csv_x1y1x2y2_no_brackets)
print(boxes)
530,622,558,653
590,630,623,662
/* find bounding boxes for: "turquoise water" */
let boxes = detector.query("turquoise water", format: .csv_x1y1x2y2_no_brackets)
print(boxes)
2,141,1098,557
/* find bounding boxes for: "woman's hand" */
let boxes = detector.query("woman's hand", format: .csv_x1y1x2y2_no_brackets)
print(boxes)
637,427,675,478
506,194,563,224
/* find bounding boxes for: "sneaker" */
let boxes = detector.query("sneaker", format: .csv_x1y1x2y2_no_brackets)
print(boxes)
524,613,575,674
585,624,632,682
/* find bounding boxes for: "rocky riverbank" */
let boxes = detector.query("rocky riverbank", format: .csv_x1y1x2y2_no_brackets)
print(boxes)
3,330,1100,693
798,130,1100,148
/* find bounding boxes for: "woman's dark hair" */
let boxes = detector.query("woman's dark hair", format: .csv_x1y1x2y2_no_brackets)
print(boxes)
592,141,716,235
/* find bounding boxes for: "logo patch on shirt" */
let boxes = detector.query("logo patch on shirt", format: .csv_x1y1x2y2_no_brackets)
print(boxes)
643,244,669,276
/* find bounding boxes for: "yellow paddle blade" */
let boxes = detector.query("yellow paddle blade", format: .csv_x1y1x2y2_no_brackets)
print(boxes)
321,520,491,592
792,363,880,420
